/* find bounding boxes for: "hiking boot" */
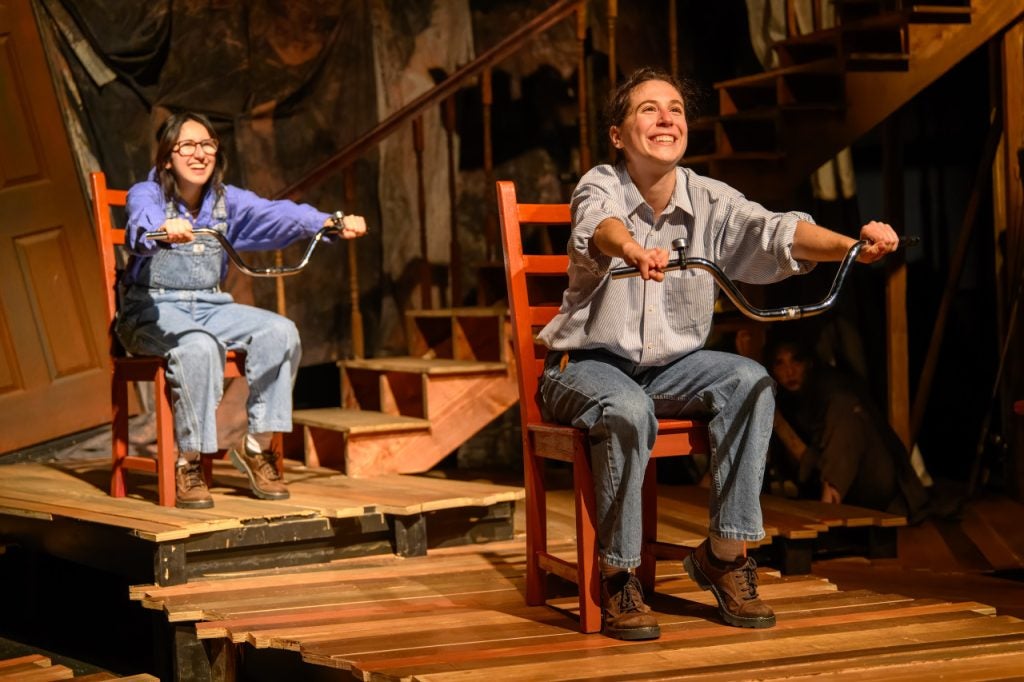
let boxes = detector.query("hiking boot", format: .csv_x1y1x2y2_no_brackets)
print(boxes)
601,572,661,640
229,438,289,500
683,539,776,628
175,461,213,509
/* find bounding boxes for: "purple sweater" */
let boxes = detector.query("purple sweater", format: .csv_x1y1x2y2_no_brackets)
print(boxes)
123,170,331,285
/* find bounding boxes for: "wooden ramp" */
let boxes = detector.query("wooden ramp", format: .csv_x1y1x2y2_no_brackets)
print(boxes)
133,538,1024,681
0,460,523,585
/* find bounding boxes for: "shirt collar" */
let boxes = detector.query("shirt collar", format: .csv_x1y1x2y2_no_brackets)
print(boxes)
615,162,695,220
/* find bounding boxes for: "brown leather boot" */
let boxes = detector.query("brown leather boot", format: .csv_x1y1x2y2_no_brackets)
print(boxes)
683,539,776,628
175,461,213,509
229,438,289,500
601,572,661,640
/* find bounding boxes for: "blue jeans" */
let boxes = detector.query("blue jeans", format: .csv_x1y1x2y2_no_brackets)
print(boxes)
117,287,301,454
540,348,774,569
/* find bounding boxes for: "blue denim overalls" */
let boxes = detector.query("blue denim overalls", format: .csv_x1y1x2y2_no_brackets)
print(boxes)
117,195,301,454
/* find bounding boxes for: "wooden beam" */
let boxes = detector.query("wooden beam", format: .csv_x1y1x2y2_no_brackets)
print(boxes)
883,115,910,448
998,19,1024,498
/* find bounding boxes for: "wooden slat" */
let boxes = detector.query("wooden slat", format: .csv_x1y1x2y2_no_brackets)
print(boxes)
0,460,520,541
291,408,430,434
342,357,507,374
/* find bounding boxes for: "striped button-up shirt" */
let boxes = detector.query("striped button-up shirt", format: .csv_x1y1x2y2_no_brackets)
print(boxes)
537,163,814,366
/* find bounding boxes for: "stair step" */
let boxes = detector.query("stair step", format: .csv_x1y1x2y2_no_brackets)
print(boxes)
846,51,911,70
908,5,973,22
715,58,841,91
835,1,971,24
716,103,845,123
405,306,508,362
292,407,430,435
684,151,786,165
342,357,507,375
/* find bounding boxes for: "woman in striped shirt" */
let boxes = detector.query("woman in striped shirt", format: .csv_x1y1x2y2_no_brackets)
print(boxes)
537,66,899,640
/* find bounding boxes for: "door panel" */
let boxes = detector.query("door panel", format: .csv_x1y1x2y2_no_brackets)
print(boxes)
0,0,110,453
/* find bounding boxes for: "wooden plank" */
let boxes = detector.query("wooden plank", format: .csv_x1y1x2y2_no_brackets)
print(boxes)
0,663,74,681
291,408,430,434
0,655,50,670
0,494,190,541
655,638,1024,682
406,307,507,319
342,357,507,375
333,610,995,679
371,615,1024,681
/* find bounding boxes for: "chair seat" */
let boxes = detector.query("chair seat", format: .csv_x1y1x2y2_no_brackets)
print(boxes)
113,350,246,380
528,419,709,463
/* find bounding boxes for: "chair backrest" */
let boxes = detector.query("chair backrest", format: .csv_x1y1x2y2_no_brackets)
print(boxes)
496,181,573,426
88,171,129,352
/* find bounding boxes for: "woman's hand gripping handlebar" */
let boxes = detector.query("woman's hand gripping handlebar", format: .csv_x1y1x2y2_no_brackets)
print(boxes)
143,222,348,278
608,236,919,322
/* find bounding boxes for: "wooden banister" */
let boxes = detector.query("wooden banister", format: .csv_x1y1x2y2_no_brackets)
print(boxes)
274,0,584,202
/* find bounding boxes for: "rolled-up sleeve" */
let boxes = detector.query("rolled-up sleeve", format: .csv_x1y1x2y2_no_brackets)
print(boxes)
708,187,815,284
568,167,634,276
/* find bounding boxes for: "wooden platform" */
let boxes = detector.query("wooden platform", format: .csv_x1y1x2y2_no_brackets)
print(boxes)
132,536,1024,681
0,459,906,588
0,459,523,585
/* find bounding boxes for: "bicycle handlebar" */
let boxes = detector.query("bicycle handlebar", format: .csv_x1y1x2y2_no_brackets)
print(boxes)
608,236,919,322
143,225,341,278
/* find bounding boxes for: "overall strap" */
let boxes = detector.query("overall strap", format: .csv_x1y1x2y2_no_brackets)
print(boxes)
211,191,228,233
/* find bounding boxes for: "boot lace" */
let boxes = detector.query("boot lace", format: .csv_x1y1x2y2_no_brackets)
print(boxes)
180,464,205,491
736,558,760,601
253,451,282,481
617,575,646,613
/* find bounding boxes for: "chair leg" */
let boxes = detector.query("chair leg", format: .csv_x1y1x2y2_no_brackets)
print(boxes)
271,433,284,475
574,453,602,634
201,456,216,487
111,375,130,498
155,370,176,507
637,461,659,592
523,448,547,607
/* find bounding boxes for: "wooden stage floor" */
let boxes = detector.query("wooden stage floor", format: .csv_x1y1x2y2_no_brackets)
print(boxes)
2,460,1024,679
134,537,1024,681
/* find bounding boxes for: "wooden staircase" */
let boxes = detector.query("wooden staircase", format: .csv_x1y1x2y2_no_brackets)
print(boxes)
285,307,517,476
687,0,1020,202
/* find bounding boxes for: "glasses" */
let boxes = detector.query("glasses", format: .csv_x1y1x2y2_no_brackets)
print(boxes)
173,139,219,156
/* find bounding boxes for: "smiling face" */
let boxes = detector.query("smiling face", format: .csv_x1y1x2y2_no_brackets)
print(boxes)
609,79,688,174
166,119,216,199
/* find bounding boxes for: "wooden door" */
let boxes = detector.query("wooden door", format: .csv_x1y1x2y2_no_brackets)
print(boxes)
0,1,109,453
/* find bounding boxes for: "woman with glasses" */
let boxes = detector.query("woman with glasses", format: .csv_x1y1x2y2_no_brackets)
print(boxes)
118,111,366,509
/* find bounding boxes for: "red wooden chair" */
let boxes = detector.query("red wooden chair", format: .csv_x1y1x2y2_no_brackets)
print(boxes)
89,171,253,506
496,180,711,633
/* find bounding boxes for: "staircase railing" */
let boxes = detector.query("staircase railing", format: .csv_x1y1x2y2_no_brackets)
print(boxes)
271,0,586,340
